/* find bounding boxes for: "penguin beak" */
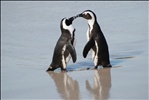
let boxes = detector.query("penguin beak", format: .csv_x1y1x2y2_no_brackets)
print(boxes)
75,13,83,18
67,16,76,23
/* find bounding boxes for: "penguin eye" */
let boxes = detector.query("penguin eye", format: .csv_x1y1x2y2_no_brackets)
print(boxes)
84,13,92,19
86,13,90,16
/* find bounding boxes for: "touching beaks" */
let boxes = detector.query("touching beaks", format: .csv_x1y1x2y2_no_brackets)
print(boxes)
67,13,83,22
75,13,83,18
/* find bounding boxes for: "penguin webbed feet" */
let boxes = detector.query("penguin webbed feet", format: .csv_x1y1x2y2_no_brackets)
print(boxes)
103,64,112,68
46,68,54,72
94,64,112,69
46,66,56,72
46,67,68,72
94,66,98,69
61,68,67,72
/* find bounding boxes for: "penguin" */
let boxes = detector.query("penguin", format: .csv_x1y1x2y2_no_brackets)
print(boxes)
47,16,77,71
75,10,112,68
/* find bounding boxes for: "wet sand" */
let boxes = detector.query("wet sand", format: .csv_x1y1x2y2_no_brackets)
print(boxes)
1,1,148,99
46,50,148,99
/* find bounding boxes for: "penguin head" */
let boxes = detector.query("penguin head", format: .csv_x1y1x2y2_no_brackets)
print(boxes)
60,17,76,33
76,10,97,22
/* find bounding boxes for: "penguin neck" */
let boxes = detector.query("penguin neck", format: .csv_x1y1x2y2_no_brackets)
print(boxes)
87,19,95,31
62,24,74,35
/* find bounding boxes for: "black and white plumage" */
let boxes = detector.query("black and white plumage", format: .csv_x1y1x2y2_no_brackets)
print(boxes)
76,10,112,68
47,17,77,71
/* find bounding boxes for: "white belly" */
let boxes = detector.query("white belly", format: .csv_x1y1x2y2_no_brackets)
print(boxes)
62,45,66,69
86,28,90,41
94,41,98,66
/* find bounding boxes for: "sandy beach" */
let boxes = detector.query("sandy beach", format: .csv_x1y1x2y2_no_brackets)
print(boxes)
1,1,148,99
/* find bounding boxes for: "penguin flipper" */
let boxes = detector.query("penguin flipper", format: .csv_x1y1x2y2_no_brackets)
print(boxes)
66,41,77,63
83,38,95,58
71,30,75,45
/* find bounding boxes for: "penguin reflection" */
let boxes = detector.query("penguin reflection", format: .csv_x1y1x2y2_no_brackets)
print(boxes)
86,68,111,100
48,71,80,100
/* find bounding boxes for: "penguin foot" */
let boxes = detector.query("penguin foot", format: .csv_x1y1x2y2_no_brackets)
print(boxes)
103,64,112,68
94,66,98,69
46,66,54,72
46,69,53,72
61,69,67,72
87,67,90,70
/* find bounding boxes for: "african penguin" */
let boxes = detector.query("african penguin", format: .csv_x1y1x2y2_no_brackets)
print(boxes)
47,16,77,71
75,10,112,68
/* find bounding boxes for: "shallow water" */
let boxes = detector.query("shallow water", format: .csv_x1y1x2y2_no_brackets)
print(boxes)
1,1,148,99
